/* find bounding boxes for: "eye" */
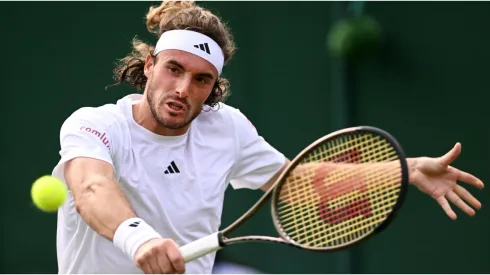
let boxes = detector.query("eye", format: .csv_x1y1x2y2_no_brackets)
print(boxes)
167,66,181,74
196,77,209,84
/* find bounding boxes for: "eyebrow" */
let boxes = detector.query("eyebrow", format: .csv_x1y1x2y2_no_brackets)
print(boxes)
167,59,215,80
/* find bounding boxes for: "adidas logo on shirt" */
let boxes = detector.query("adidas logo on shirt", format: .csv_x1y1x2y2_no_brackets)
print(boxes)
164,161,180,174
193,43,211,54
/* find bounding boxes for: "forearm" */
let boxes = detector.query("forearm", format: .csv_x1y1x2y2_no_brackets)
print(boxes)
269,157,418,206
280,158,414,202
294,158,417,182
406,158,418,183
74,174,136,241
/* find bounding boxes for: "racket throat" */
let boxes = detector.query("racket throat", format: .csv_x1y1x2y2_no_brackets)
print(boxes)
179,232,225,263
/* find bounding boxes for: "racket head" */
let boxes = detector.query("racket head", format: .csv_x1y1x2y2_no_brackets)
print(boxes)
271,126,409,251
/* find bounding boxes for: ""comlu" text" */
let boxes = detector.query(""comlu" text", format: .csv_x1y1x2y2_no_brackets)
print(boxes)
80,126,110,149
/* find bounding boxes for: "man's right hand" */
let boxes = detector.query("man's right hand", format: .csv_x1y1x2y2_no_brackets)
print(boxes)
134,238,186,274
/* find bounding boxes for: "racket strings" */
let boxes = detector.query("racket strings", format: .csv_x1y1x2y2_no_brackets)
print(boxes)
303,134,386,165
288,136,398,248
283,186,400,245
278,168,401,221
277,158,399,207
278,165,401,246
276,140,398,212
274,132,404,248
277,136,396,206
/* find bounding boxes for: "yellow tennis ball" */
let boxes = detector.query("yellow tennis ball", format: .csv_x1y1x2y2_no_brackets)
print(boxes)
31,175,67,212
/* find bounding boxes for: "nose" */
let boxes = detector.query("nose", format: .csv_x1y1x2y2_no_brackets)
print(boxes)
175,75,192,98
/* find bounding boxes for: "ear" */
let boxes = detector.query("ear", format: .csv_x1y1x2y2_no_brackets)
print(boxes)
144,54,154,78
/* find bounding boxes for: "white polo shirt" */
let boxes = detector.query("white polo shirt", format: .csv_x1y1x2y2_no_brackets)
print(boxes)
52,94,286,274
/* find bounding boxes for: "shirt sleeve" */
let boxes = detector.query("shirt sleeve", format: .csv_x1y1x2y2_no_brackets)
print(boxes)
229,109,286,190
51,108,117,181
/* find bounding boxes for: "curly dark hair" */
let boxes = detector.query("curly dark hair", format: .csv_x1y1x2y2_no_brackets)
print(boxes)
111,1,237,108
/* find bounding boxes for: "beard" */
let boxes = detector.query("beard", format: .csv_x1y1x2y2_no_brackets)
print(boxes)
146,80,202,130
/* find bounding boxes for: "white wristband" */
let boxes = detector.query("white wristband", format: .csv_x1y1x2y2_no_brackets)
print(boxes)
113,218,162,262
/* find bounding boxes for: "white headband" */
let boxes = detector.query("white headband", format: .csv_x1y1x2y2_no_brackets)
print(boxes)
153,30,224,75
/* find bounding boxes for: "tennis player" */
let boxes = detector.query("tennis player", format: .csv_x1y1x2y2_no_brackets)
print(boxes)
52,1,484,274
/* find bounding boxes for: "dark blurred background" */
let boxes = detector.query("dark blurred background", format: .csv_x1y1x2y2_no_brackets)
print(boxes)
1,1,489,273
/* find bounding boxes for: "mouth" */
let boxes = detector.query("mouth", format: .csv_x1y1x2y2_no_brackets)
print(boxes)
166,100,186,112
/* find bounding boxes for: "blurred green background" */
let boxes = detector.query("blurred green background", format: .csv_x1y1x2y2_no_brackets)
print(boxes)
1,1,489,273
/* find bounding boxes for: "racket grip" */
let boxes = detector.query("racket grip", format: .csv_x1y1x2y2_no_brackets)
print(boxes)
179,232,224,263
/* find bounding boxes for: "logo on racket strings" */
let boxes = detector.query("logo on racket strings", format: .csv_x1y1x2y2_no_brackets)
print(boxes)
313,149,373,225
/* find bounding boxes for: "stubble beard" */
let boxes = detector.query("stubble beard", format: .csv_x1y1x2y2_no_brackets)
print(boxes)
146,79,201,130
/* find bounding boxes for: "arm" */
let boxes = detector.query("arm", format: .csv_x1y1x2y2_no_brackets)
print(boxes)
64,156,185,274
64,157,136,241
259,159,290,192
260,157,413,208
229,107,481,219
260,157,413,192
260,143,483,220
57,108,184,273
65,157,185,273
228,108,287,191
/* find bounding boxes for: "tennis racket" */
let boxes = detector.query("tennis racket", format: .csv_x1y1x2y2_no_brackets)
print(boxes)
179,126,409,262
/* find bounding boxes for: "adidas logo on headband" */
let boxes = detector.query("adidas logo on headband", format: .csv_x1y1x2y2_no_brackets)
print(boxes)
194,43,211,55
153,30,224,75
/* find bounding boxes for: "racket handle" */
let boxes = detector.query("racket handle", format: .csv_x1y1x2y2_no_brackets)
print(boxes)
179,232,224,263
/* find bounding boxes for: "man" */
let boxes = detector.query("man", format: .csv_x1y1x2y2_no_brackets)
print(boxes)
52,1,484,274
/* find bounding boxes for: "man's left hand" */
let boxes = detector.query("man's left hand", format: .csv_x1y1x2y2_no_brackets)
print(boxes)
409,142,484,220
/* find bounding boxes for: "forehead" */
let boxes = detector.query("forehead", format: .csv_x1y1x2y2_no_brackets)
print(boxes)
156,49,218,77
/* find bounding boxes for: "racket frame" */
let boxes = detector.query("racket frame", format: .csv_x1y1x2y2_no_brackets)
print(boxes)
270,126,410,251
180,126,409,263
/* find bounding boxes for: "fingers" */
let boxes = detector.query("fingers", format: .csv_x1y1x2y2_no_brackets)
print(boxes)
165,241,186,274
136,249,159,274
439,142,461,167
134,238,185,274
454,185,482,210
139,262,154,274
449,166,485,189
155,250,172,274
446,191,475,217
438,186,482,220
436,196,457,220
